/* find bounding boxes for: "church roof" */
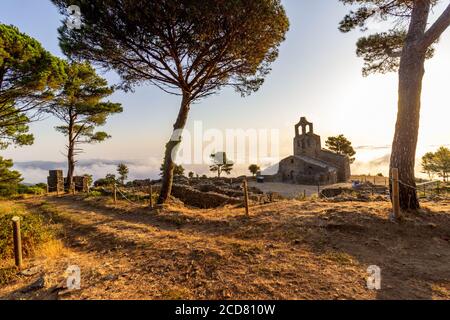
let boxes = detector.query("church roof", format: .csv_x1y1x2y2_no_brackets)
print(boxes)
293,155,337,172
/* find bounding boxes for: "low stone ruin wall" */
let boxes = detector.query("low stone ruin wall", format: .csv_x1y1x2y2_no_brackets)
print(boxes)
171,184,242,208
108,177,278,209
320,183,389,200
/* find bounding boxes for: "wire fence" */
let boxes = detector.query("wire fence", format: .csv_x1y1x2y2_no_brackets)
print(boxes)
395,178,449,199
48,175,449,204
115,185,152,207
316,177,449,201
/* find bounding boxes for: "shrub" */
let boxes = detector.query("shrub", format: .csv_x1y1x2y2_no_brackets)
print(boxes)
87,190,102,197
0,206,54,260
0,184,18,198
17,184,47,195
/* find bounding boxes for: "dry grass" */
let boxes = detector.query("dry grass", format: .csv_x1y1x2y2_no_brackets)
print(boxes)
0,195,449,300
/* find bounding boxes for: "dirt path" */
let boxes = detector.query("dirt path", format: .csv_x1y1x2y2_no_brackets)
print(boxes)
1,196,449,300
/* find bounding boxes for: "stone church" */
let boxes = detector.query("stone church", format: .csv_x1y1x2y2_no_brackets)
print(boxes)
272,117,350,185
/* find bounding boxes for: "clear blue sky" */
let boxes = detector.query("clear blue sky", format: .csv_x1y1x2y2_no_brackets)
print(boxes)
1,0,449,182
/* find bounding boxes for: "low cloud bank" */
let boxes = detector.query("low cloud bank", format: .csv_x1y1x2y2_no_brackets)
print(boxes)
14,159,271,184
16,144,446,184
14,159,161,184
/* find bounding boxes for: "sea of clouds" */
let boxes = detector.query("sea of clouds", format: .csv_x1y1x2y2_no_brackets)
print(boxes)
15,144,447,184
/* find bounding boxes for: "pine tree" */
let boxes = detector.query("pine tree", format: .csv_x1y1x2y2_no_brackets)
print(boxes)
325,135,356,164
0,157,22,196
52,0,289,204
45,62,122,188
249,164,261,177
0,24,65,149
339,0,450,210
117,163,129,185
210,152,234,178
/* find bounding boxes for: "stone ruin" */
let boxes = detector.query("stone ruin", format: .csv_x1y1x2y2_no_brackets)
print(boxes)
47,170,64,193
47,170,89,193
70,176,90,192
169,177,272,208
268,117,351,185
126,176,275,209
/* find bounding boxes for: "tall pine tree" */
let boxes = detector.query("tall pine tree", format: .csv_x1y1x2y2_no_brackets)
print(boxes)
52,0,289,204
339,0,450,211
45,62,122,188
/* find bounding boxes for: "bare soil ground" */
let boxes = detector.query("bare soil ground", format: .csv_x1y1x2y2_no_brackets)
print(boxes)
1,195,449,300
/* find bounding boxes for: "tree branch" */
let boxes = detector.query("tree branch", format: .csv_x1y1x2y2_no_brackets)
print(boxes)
420,3,450,50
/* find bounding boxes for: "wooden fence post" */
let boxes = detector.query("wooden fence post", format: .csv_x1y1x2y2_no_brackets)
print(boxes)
243,179,250,217
12,217,23,270
72,183,76,196
392,168,401,221
113,183,117,204
149,184,153,209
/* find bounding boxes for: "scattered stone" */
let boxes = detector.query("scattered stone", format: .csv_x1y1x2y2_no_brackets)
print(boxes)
102,274,118,281
20,266,41,277
21,276,47,293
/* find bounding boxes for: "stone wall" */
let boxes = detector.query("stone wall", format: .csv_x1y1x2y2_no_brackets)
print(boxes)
73,176,89,192
276,156,337,185
47,170,64,193
171,184,242,208
318,150,351,182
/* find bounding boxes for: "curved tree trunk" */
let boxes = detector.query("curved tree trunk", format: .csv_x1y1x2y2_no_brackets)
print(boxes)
158,92,191,204
390,1,430,211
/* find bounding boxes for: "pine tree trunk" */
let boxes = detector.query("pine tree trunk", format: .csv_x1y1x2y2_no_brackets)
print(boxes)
390,1,430,211
158,92,191,204
66,116,75,191
67,140,75,190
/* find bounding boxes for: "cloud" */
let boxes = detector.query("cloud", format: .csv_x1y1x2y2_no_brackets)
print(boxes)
352,153,390,176
355,145,391,151
14,158,162,184
14,156,283,183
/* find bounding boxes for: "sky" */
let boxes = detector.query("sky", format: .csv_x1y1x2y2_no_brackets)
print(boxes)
1,0,449,183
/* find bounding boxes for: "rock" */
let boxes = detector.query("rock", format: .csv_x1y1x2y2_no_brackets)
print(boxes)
102,274,118,281
21,276,46,293
20,266,41,277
